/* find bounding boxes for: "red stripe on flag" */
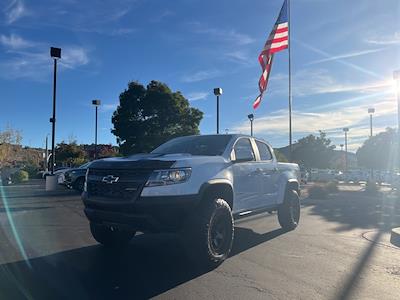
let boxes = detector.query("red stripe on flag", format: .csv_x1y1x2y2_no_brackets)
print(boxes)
275,27,288,34
266,36,288,45
253,95,262,109
269,44,288,54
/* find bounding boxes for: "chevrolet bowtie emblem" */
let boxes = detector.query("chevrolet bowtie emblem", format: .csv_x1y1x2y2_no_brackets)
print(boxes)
102,175,119,184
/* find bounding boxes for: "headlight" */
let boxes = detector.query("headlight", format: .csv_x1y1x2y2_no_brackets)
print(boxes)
145,168,191,187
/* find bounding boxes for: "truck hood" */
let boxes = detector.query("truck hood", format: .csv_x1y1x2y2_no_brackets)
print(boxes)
89,153,227,169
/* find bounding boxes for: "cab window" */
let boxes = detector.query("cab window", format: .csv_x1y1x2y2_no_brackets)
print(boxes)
255,140,272,161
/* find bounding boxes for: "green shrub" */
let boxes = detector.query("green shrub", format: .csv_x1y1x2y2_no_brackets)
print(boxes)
11,170,29,184
23,164,39,178
308,185,328,199
326,181,339,194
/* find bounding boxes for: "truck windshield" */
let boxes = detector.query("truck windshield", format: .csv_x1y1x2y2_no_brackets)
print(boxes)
151,135,232,156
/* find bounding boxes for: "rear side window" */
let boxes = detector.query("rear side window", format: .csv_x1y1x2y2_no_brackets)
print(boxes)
255,141,272,161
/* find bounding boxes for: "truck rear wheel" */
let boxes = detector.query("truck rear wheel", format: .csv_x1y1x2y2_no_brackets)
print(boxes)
278,189,300,230
90,222,135,247
183,198,234,268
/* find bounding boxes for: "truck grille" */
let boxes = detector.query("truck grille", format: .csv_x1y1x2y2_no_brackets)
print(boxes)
87,168,152,201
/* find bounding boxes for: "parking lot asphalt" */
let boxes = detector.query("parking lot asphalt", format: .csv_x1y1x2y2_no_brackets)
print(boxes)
0,180,399,299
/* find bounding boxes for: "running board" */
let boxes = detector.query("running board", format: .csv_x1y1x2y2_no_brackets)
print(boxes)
233,204,278,220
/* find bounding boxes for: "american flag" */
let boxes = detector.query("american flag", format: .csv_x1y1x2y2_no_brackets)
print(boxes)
253,0,289,109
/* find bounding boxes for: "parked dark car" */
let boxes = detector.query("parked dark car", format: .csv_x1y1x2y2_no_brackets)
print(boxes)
64,162,92,192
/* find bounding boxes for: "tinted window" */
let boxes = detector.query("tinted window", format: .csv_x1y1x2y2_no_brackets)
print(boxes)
151,135,232,156
234,138,255,161
256,141,272,161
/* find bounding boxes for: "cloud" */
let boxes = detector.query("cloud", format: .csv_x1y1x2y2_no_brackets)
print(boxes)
150,10,174,23
0,33,34,49
187,92,209,101
4,0,28,24
225,50,253,65
0,35,90,80
181,69,222,83
189,22,254,45
366,32,400,45
231,97,398,151
270,69,393,97
4,0,137,35
295,39,383,79
306,48,385,65
60,47,89,69
102,103,118,112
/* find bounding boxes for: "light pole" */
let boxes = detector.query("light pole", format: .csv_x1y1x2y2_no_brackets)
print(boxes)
368,108,375,137
248,114,254,136
394,70,400,154
45,134,49,171
214,88,223,134
46,47,61,191
92,99,101,159
49,47,61,175
343,128,349,172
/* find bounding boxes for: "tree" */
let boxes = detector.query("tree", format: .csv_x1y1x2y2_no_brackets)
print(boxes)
112,81,203,155
292,131,336,169
55,141,87,167
0,126,22,167
274,149,288,162
356,128,399,170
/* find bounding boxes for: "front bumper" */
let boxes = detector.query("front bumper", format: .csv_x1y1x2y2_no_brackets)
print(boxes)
82,192,199,233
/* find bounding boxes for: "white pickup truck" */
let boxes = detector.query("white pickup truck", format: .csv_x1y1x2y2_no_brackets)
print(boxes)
82,134,301,267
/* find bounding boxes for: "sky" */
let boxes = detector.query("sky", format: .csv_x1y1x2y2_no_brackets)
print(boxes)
0,0,399,152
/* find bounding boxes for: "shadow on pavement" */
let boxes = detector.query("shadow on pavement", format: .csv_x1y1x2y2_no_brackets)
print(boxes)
303,190,400,232
0,226,286,299
334,230,383,300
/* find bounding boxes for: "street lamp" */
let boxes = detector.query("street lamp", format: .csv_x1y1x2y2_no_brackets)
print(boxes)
214,88,223,134
46,47,61,191
50,47,61,175
368,108,375,137
343,128,349,172
248,114,254,136
92,99,101,159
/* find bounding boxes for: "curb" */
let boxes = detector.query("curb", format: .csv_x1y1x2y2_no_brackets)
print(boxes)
390,227,400,247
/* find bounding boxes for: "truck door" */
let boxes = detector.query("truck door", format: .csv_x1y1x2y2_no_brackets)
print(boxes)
254,140,280,206
231,138,260,213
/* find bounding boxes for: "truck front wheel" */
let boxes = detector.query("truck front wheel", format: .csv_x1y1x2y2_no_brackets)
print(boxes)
278,189,300,230
184,198,234,268
90,222,135,247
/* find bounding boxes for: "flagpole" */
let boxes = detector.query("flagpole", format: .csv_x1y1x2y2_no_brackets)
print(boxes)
288,0,293,162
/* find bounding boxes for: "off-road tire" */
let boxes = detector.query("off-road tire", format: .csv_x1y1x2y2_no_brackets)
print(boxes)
183,198,234,268
278,189,300,230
